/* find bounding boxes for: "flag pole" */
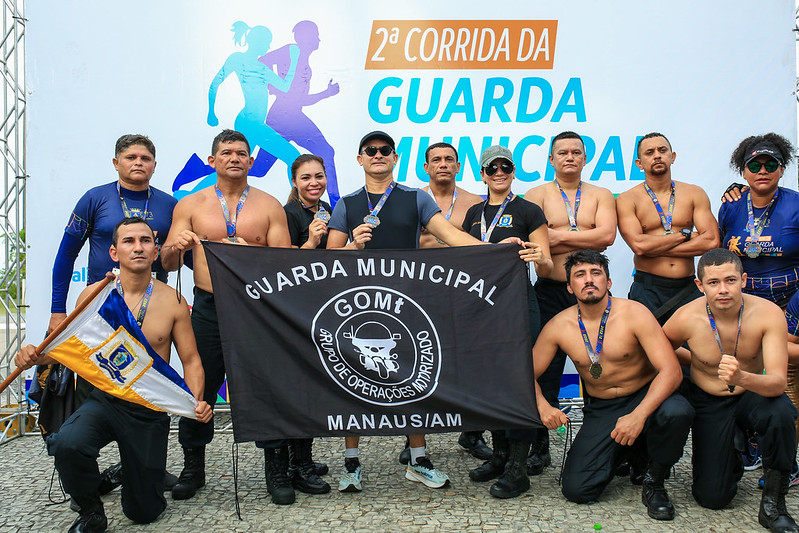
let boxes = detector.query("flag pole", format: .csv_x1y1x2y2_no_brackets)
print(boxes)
0,272,116,395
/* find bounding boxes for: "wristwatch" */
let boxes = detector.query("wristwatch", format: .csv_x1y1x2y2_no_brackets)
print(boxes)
680,228,692,241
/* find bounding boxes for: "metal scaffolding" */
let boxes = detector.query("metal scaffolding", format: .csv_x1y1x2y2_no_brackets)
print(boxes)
0,0,26,445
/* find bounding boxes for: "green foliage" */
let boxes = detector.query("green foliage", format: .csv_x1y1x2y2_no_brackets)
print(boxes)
0,229,25,302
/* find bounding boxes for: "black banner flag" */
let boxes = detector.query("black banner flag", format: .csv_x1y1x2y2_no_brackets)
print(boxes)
203,241,541,442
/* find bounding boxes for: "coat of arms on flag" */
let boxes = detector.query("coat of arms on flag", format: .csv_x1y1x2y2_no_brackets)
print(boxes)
40,280,198,419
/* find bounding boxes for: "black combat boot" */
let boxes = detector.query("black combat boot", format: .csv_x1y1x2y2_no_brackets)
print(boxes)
489,439,530,499
171,446,206,500
68,509,107,533
470,431,508,482
398,436,411,465
526,428,551,476
642,461,675,520
759,469,799,532
288,439,330,494
97,463,122,495
264,446,296,505
458,431,493,461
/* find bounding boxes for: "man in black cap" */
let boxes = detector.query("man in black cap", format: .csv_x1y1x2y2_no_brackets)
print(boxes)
327,131,525,492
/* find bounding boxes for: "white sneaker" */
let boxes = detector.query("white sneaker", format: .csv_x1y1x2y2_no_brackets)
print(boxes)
405,457,450,489
338,461,362,492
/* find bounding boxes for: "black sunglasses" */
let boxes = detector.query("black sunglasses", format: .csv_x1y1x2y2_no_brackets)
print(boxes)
483,161,514,176
746,160,780,173
361,145,394,157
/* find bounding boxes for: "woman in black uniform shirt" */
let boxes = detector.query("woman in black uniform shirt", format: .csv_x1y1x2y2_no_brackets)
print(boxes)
462,145,553,499
284,154,333,249
282,154,333,496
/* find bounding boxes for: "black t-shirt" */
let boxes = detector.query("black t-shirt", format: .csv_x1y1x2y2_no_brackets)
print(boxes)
328,183,440,249
462,196,547,243
284,200,332,248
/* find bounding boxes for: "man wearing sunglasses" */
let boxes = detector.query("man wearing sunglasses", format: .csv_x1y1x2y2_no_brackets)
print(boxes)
616,132,719,326
521,131,618,478
327,131,535,493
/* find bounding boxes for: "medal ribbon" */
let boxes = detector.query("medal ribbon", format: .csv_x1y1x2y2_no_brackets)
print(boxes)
643,181,676,233
706,301,743,393
117,183,150,220
116,277,154,327
745,189,779,246
577,296,612,366
365,181,395,219
300,200,329,221
427,188,458,221
480,193,514,242
215,185,250,239
556,180,581,230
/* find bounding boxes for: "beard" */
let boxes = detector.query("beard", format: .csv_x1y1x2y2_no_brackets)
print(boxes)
649,163,669,176
576,287,606,305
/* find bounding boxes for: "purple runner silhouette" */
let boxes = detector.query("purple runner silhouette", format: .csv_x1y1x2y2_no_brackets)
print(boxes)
172,21,341,206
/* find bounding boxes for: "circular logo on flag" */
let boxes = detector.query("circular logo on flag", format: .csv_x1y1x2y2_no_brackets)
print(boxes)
311,286,442,406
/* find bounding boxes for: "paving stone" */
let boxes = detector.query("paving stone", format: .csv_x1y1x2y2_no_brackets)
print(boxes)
0,421,792,532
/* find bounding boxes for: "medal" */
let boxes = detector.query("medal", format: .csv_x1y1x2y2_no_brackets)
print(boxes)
301,200,331,222
577,297,612,380
364,214,380,228
744,241,761,259
568,226,580,232
364,182,395,230
744,190,778,260
706,301,743,394
644,181,676,234
314,208,331,222
215,185,250,242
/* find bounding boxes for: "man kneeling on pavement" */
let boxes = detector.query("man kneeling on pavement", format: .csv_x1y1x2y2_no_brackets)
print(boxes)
663,248,798,533
15,218,212,533
533,250,693,521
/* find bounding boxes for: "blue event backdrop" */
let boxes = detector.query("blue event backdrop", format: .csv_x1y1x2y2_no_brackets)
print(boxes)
25,1,798,400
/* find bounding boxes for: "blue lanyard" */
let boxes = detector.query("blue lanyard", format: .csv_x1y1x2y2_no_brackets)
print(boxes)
365,181,395,216
215,185,250,240
746,189,778,242
643,181,675,233
117,183,150,220
428,187,457,221
116,277,154,328
480,193,514,242
706,301,743,393
556,180,581,230
577,297,612,365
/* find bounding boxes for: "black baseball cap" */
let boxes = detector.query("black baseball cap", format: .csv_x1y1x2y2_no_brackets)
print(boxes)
744,142,784,165
359,131,395,153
